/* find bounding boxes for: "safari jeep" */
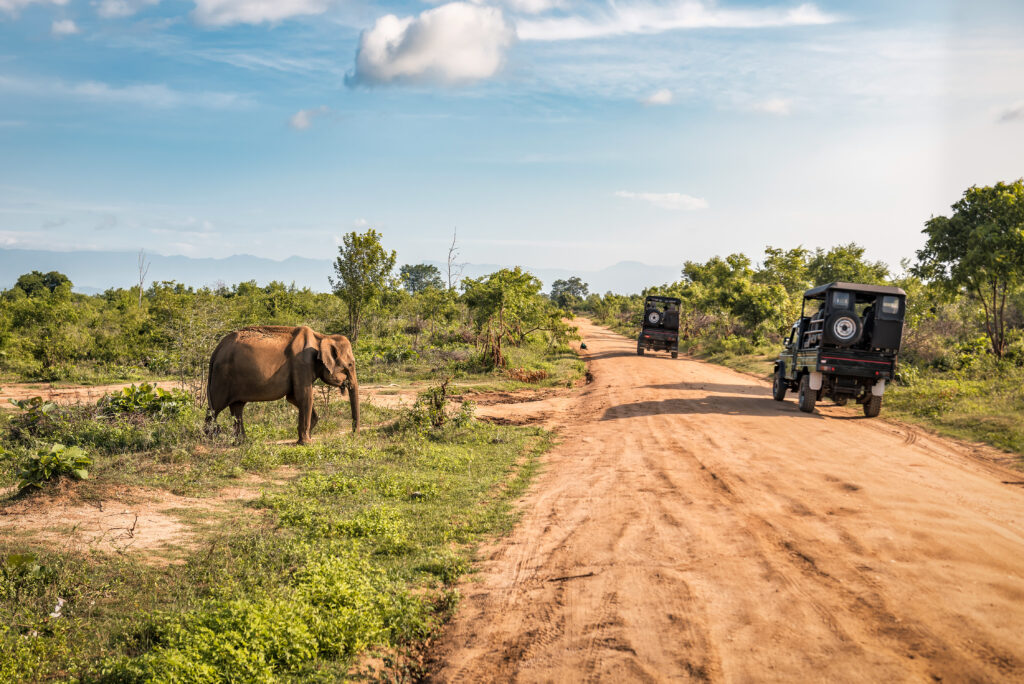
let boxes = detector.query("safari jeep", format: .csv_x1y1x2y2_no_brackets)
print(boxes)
637,295,680,358
772,282,906,417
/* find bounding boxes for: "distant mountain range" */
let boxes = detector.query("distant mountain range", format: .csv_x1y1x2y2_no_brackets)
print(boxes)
0,248,681,296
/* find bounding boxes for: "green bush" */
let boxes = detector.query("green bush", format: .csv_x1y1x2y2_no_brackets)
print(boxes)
99,546,432,683
14,442,91,491
100,382,192,417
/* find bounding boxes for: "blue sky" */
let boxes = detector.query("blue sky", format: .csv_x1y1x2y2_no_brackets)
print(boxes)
1,0,1023,274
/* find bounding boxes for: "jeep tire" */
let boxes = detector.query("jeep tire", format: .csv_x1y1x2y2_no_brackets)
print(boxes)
772,366,787,401
863,395,882,418
637,348,644,356
646,310,662,326
671,351,678,359
798,374,817,413
824,311,863,347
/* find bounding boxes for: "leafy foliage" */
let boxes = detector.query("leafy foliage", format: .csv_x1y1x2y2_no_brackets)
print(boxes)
916,179,1024,357
100,383,192,417
15,442,91,491
399,263,444,294
550,276,589,309
462,267,575,367
330,229,398,343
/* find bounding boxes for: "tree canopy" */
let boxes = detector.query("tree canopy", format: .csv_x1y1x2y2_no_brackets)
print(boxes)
550,276,589,309
399,263,444,294
11,270,72,297
329,229,397,343
915,179,1024,357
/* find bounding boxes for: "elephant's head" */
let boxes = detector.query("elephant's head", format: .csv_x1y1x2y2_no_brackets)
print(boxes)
317,334,359,432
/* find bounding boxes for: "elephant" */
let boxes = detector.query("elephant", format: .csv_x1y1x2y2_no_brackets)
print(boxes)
205,325,359,444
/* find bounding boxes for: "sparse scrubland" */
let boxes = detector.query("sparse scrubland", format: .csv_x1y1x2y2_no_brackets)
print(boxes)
0,235,580,681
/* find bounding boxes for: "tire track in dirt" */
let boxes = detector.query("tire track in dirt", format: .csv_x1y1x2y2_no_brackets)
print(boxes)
430,320,1024,682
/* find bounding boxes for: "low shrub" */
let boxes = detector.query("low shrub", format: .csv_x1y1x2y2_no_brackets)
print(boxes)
14,442,91,491
100,383,192,417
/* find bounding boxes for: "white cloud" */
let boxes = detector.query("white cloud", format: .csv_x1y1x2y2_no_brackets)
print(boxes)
0,75,249,109
289,105,328,130
348,2,515,86
642,88,673,105
0,0,67,13
191,0,333,27
997,101,1024,123
96,0,160,19
752,97,792,115
51,18,79,35
516,1,838,41
615,191,708,211
483,0,566,14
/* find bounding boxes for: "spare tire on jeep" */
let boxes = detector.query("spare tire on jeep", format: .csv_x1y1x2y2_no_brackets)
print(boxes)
823,311,862,347
645,310,662,326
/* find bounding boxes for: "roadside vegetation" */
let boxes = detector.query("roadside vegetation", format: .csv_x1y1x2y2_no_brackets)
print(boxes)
587,180,1024,460
0,231,580,680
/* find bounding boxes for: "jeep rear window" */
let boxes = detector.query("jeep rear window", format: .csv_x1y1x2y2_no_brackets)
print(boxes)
881,296,900,315
832,291,851,309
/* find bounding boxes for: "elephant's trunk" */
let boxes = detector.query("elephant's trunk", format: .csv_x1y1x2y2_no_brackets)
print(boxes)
348,375,360,432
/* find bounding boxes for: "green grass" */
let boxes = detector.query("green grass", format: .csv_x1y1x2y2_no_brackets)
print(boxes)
883,367,1024,456
0,392,551,682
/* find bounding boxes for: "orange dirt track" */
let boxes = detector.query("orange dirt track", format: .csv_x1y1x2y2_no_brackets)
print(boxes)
431,319,1024,683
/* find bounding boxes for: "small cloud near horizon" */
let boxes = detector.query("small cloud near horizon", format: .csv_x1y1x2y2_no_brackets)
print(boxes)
997,101,1024,122
615,191,709,211
289,105,329,130
752,97,792,115
51,18,79,35
642,88,673,106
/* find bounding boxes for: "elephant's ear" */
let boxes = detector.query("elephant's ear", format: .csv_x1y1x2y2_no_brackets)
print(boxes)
318,337,337,374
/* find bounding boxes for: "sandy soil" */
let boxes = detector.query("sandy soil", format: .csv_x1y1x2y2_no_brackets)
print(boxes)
0,468,297,560
431,319,1024,682
0,381,177,407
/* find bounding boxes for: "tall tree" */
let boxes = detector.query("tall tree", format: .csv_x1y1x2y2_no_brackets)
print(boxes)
462,267,571,367
550,276,589,309
399,263,444,294
806,243,889,285
915,179,1024,357
13,270,72,297
329,229,397,343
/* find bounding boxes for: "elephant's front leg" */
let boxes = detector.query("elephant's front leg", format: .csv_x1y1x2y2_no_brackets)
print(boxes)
294,387,315,445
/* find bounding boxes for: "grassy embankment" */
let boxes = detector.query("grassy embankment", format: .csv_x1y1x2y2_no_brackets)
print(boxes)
603,318,1024,461
0,344,580,681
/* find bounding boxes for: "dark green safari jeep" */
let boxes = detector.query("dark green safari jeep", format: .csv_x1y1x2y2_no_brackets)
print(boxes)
637,295,681,359
772,282,906,417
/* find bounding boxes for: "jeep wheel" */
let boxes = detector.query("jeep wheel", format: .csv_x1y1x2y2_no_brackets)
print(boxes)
824,311,863,347
772,366,787,401
637,348,644,356
863,395,882,417
646,310,662,326
797,375,816,413
671,351,678,359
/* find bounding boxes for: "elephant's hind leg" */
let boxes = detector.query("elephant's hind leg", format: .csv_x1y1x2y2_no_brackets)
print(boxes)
204,407,224,437
229,402,246,443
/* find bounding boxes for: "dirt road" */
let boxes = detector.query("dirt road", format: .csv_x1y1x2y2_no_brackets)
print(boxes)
432,320,1024,682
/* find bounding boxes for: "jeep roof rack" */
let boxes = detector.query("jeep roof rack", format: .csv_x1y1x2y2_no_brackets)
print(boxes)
644,295,682,304
802,282,906,300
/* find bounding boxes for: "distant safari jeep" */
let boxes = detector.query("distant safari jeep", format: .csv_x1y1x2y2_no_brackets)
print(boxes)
773,282,906,417
637,295,681,359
